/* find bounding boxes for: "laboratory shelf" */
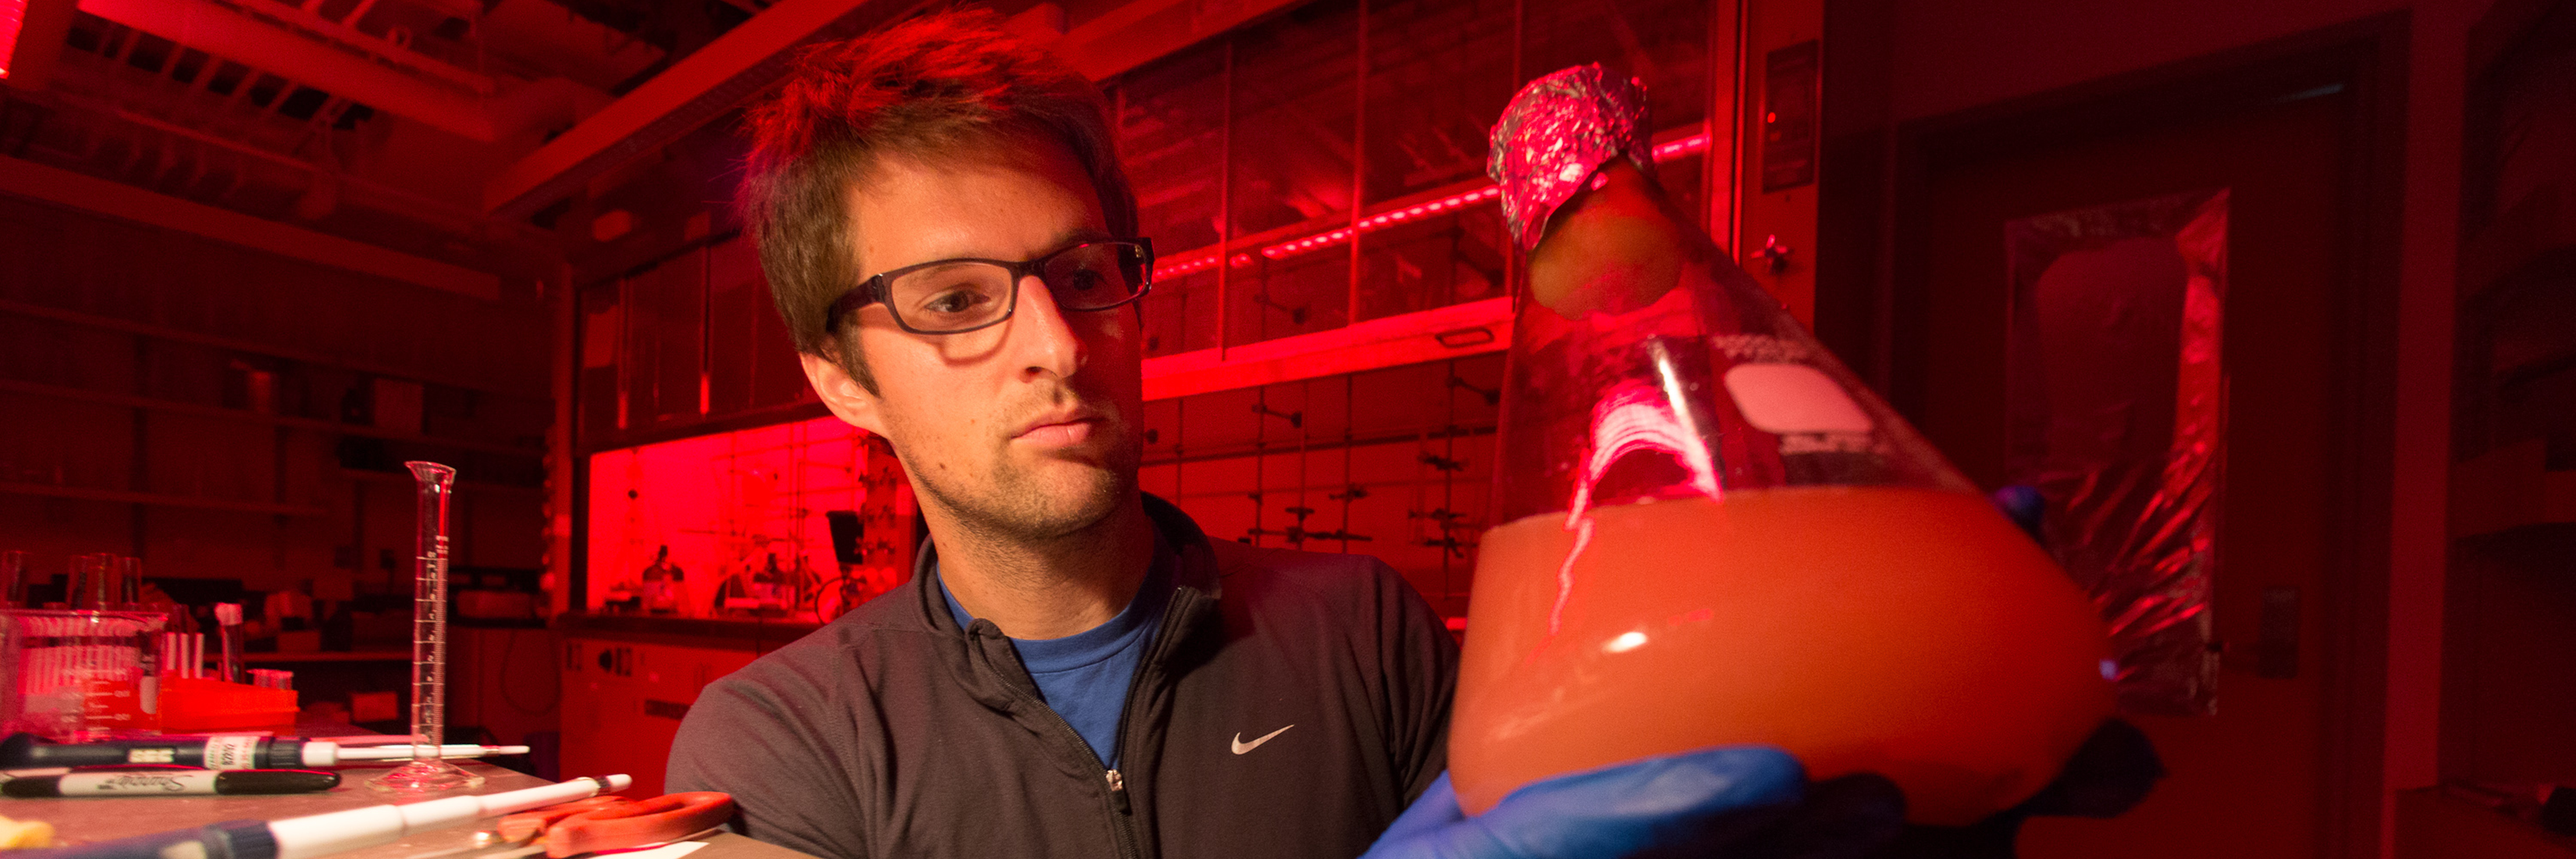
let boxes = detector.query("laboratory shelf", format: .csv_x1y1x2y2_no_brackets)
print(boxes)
0,298,545,400
241,650,415,663
0,479,328,516
0,377,542,458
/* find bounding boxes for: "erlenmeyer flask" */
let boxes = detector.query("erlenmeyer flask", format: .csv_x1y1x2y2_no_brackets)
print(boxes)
1450,66,2113,825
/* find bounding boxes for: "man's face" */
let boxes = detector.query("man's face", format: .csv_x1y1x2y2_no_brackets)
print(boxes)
801,140,1145,544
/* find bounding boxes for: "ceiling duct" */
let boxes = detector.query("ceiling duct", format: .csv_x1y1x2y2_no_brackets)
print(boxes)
479,0,927,218
479,0,1315,219
77,0,610,143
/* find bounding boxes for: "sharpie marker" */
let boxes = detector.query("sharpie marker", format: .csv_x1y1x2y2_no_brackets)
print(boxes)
3,769,339,797
1,735,531,770
7,774,632,859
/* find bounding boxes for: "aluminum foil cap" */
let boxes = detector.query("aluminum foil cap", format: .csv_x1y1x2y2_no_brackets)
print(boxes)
1486,65,1656,251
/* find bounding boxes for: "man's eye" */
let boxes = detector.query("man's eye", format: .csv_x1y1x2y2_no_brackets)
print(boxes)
920,288,991,315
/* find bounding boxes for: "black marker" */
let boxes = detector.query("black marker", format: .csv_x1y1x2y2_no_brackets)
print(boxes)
2,769,340,797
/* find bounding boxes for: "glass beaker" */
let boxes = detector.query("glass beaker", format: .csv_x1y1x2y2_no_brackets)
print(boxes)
67,554,115,609
1,608,170,740
1449,66,2114,825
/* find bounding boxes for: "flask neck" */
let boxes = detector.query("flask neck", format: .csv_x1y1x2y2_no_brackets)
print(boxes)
1523,160,1715,319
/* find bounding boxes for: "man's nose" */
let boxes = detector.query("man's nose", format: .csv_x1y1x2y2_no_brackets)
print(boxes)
1007,274,1086,380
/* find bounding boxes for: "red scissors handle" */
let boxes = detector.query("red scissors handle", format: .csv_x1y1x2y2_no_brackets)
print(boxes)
498,797,632,843
546,792,735,858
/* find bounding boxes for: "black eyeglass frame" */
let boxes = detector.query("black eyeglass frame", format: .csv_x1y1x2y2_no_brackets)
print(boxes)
824,238,1157,337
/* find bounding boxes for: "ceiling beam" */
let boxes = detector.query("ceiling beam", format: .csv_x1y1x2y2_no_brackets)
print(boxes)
479,0,923,218
0,154,503,300
1049,0,1310,80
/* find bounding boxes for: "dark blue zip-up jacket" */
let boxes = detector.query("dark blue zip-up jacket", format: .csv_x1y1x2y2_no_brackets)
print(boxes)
667,494,1457,859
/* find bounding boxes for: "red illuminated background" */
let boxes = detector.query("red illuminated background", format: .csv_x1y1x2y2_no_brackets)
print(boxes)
1,0,2571,855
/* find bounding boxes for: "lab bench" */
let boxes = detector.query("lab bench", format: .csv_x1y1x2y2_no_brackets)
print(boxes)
0,762,819,859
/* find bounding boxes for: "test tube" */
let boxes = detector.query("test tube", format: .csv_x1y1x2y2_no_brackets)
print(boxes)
2,551,24,608
214,603,243,683
116,556,142,609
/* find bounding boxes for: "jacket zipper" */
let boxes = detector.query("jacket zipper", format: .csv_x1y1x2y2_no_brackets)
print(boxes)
1006,665,1140,859
1105,769,1132,814
1099,586,1201,859
1009,585,1205,859
1100,586,1207,859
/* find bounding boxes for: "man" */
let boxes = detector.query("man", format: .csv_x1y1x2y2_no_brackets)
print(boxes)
664,12,1468,858
666,9,2069,859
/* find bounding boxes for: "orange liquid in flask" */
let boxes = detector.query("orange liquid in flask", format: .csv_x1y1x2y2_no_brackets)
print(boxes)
1449,487,2114,825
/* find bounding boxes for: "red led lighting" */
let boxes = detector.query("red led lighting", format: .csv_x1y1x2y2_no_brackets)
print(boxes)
0,0,27,80
1251,186,1500,262
1150,131,1713,279
1651,134,1710,159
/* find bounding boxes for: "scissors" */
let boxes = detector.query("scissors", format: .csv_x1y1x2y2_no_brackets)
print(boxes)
412,793,735,859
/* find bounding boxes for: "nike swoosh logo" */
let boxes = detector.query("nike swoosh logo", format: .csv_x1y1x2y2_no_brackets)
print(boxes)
1230,724,1294,755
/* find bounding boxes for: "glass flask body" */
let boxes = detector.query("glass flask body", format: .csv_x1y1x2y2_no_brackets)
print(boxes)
1449,163,2114,825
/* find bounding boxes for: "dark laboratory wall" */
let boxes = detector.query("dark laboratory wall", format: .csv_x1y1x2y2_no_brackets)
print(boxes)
0,194,552,607
2442,0,2576,802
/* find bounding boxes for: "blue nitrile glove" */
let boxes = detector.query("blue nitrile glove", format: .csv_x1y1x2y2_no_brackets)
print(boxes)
1989,485,2048,544
1362,746,1906,859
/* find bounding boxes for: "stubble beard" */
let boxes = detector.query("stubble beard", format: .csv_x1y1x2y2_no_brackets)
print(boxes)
900,421,1140,547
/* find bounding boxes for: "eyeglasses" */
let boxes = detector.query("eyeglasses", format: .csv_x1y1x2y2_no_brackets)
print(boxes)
826,239,1156,336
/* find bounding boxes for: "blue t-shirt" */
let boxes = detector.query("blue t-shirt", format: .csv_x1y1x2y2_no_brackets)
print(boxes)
939,536,1174,768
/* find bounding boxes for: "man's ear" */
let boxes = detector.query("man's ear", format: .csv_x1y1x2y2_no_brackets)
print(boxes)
801,349,888,437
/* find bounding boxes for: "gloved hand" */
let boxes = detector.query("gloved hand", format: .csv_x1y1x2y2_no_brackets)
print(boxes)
1878,487,2164,857
1988,485,2049,544
1869,718,2164,857
1361,746,1906,859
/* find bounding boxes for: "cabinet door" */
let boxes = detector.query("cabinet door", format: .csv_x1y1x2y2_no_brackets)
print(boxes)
705,237,762,419
558,636,760,800
577,279,624,451
1733,0,1823,328
632,250,707,429
747,272,813,412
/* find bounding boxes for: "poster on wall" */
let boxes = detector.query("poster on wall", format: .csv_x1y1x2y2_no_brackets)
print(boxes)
2004,188,2228,717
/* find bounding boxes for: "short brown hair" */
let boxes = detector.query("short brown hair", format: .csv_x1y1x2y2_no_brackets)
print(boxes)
741,7,1138,365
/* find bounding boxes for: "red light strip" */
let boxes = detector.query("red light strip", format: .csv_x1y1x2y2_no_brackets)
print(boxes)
1153,132,1711,279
